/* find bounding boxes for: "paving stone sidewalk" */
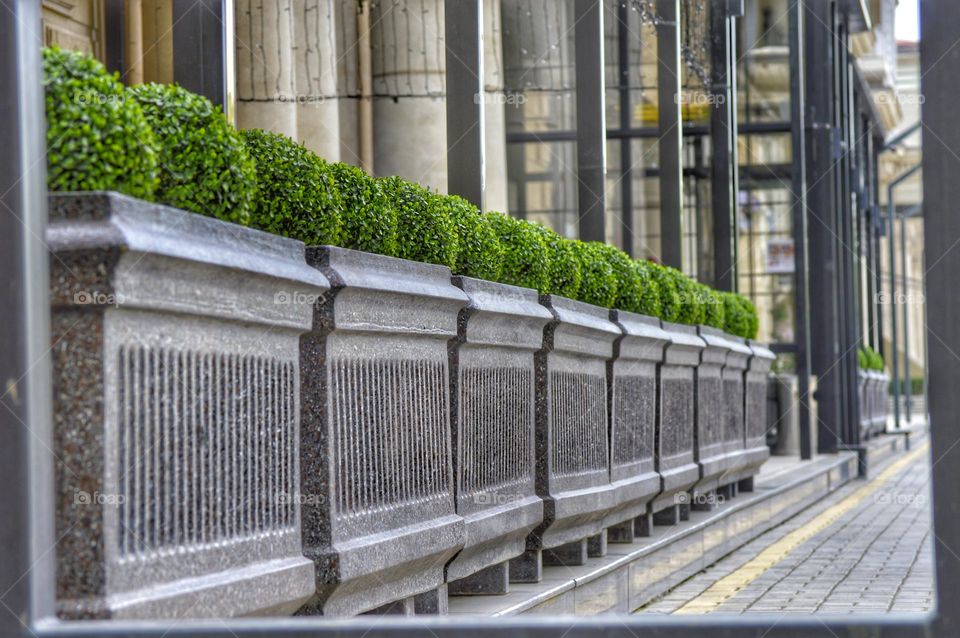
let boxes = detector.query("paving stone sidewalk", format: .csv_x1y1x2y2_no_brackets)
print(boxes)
637,448,934,615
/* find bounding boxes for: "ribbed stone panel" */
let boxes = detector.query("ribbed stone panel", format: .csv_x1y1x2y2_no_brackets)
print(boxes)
741,340,775,482
605,311,667,528
651,322,705,514
47,192,321,620
527,295,621,551
446,277,550,584
300,247,467,616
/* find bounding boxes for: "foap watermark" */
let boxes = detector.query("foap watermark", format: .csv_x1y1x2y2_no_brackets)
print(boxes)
274,290,327,306
473,491,523,506
275,93,329,107
275,491,326,506
74,290,125,306
674,91,726,107
74,489,125,506
874,492,927,506
674,491,726,507
474,91,527,107
875,291,925,306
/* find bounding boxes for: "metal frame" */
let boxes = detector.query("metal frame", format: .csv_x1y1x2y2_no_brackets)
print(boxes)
573,0,606,242
4,0,955,635
657,0,683,268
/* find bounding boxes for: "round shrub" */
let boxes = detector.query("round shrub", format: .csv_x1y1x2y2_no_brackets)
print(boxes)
131,82,256,224
723,292,758,339
574,242,619,308
600,244,643,314
674,272,706,326
487,213,550,292
648,262,682,323
240,129,341,244
330,162,398,255
444,195,503,281
857,348,869,370
703,285,726,329
379,177,458,269
633,260,662,318
43,47,159,199
533,226,582,299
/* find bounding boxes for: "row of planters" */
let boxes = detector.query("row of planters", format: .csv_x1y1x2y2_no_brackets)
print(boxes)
45,48,769,619
858,347,889,438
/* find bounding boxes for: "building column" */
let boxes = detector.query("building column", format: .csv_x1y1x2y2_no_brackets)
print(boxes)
235,0,297,138
293,0,341,160
372,0,447,191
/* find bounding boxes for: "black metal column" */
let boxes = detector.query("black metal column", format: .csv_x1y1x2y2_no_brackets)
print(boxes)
172,0,227,107
710,2,739,290
445,0,486,209
921,2,960,633
804,0,841,453
617,0,634,255
0,0,55,629
657,0,683,268
574,0,607,243
789,0,812,460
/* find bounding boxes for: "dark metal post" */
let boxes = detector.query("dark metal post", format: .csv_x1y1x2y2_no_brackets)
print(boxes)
574,0,606,242
617,0,634,255
657,0,683,268
172,0,227,107
921,2,960,632
710,2,738,290
445,0,486,209
804,1,840,453
840,53,861,449
0,0,55,628
788,0,812,460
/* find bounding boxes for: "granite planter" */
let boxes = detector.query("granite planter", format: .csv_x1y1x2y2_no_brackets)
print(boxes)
445,277,550,595
691,327,750,498
512,295,621,579
721,335,755,488
870,371,889,435
47,192,321,619
299,246,467,616
740,340,775,488
858,369,872,439
649,321,704,515
604,311,668,538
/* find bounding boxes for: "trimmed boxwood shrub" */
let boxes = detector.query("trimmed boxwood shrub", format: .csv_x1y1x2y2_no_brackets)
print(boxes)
723,292,758,339
445,195,503,281
703,285,726,329
533,226,582,299
859,346,884,371
43,47,159,199
674,270,706,326
329,162,398,256
599,244,644,314
240,128,342,244
131,82,256,225
648,262,681,323
633,259,662,318
380,177,458,269
487,213,550,292
574,242,619,308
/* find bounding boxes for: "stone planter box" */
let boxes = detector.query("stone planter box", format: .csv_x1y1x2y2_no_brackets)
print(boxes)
869,371,889,435
513,295,621,576
691,327,751,497
299,246,468,616
740,340,775,488
47,192,321,619
650,322,705,515
604,311,669,538
445,277,550,594
858,369,872,438
721,335,755,487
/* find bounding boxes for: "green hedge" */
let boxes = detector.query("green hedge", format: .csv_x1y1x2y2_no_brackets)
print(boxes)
858,346,885,371
446,195,503,281
46,49,761,338
574,242,619,308
130,83,256,225
381,177,458,269
43,47,160,200
329,161,398,256
487,213,550,292
240,129,341,244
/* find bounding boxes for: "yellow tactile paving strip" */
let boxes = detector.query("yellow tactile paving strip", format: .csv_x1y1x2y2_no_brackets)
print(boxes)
673,443,930,615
